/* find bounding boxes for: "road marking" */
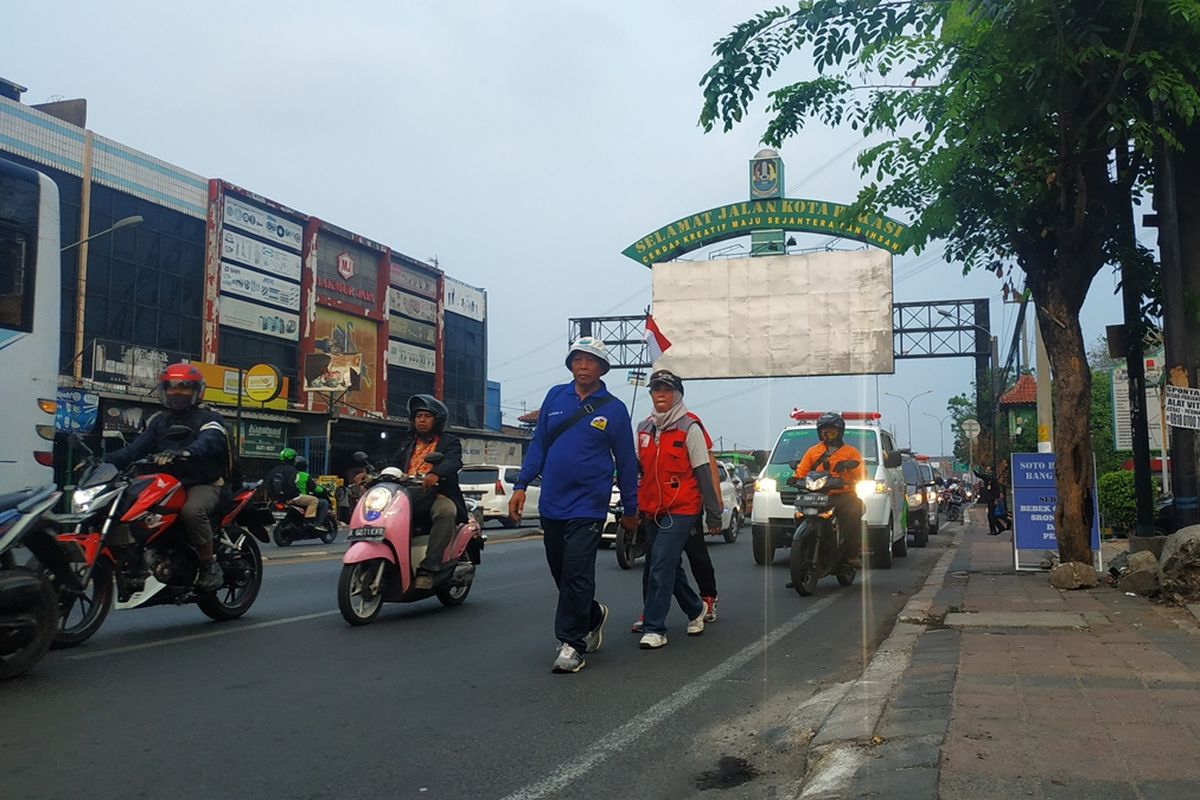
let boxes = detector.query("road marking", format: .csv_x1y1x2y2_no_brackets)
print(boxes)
497,594,838,800
66,610,340,660
800,747,867,799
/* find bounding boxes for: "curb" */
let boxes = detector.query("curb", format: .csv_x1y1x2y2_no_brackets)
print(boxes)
793,526,964,798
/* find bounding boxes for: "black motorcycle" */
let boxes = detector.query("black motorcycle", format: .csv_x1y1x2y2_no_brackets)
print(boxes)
0,485,78,679
271,498,337,547
787,460,861,596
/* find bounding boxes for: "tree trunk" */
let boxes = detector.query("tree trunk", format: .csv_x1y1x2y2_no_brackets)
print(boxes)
1035,284,1095,565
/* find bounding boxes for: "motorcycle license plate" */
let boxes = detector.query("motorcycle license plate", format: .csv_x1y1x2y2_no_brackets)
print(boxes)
348,527,386,542
797,493,831,507
272,511,287,520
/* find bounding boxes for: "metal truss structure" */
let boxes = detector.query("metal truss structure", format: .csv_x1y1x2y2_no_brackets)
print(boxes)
570,297,994,420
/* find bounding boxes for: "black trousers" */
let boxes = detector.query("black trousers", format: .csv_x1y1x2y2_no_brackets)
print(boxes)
684,523,717,598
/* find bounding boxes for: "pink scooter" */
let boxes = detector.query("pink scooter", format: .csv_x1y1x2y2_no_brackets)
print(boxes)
337,451,484,626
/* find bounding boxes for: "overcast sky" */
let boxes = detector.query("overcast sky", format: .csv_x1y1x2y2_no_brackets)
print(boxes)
8,1,1134,456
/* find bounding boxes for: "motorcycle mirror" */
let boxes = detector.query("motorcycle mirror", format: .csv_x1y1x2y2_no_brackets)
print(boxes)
70,432,95,457
352,450,369,463
788,459,800,470
424,452,444,466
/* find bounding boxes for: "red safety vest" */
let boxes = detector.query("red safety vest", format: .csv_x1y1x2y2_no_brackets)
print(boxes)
637,413,712,515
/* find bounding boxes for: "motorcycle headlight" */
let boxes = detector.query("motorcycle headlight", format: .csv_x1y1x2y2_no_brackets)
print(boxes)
363,487,393,513
806,475,828,491
755,478,777,494
72,486,105,513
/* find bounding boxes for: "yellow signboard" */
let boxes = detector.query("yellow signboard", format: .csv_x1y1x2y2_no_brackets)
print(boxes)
191,361,289,410
244,363,283,403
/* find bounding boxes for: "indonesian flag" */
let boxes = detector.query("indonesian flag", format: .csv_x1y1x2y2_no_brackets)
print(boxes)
645,313,672,364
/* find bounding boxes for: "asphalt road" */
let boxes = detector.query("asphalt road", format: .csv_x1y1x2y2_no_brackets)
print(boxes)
1,523,955,800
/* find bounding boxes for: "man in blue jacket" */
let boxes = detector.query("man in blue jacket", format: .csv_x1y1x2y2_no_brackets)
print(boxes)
509,337,639,674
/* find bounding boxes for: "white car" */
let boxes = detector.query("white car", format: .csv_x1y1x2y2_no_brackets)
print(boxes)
601,461,742,546
750,412,906,568
458,464,539,527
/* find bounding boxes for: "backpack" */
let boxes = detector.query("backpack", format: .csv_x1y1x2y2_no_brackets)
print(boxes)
266,465,299,501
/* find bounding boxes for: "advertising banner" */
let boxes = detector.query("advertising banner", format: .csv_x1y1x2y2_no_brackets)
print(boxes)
239,421,288,459
1011,452,1100,568
219,295,300,341
223,196,303,252
188,361,290,410
387,340,436,374
387,315,437,347
389,262,439,299
220,261,301,311
92,339,189,393
102,403,152,436
315,235,382,315
311,307,380,412
55,388,99,434
221,228,302,281
302,352,363,392
443,276,486,321
387,288,438,323
1111,358,1163,450
1165,385,1200,431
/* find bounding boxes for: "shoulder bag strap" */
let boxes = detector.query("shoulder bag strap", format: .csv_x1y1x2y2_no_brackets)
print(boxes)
545,394,616,453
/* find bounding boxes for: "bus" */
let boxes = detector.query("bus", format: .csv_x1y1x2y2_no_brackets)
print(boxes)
0,156,60,489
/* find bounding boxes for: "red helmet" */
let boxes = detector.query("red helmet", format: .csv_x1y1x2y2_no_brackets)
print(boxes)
158,362,206,411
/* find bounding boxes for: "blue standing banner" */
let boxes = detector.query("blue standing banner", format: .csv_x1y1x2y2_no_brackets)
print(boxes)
1011,453,1101,570
55,388,99,434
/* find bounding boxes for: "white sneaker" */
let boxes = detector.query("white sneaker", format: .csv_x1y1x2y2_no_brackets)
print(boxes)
702,596,718,623
631,615,644,633
552,643,585,673
639,632,668,649
583,602,608,654
687,613,705,636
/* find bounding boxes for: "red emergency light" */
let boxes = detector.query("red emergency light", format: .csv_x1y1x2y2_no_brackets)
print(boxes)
789,409,883,423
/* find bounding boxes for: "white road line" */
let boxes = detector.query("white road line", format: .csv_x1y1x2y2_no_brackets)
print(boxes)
799,747,867,799
498,594,839,800
66,610,341,660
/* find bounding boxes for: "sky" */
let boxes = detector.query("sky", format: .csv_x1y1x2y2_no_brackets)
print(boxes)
7,1,1136,456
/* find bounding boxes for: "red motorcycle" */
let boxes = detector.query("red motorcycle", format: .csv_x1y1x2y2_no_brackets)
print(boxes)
53,439,271,648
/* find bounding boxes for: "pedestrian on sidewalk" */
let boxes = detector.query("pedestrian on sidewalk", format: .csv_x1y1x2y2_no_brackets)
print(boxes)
974,470,1005,535
633,369,722,650
509,337,639,674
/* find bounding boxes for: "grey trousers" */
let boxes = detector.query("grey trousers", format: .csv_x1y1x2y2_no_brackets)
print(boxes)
180,481,222,554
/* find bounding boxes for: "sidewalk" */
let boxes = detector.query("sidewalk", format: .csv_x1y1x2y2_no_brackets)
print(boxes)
812,509,1200,799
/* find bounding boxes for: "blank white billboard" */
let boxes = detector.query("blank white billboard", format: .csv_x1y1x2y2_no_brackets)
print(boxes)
651,250,893,378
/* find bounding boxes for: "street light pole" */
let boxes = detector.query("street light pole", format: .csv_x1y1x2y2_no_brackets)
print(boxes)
60,214,144,252
923,412,951,461
884,389,933,449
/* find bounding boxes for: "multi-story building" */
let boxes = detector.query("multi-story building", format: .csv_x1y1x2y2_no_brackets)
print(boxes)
0,77,520,478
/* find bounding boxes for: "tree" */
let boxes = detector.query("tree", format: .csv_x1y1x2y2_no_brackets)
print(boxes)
700,0,1200,564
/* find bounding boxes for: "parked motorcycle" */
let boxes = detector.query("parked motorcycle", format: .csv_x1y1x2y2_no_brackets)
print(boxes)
0,485,78,679
53,439,269,648
786,460,861,596
612,503,647,570
271,500,337,547
336,451,484,626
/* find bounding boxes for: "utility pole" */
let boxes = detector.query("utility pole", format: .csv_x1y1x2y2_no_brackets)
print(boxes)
1035,314,1054,453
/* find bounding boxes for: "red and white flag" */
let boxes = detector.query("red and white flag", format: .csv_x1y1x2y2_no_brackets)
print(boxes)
645,313,672,364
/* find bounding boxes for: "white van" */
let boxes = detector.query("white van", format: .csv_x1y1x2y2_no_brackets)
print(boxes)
750,412,907,568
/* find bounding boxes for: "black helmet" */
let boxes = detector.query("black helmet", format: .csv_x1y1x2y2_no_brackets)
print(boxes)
294,456,309,471
408,394,449,433
815,411,845,438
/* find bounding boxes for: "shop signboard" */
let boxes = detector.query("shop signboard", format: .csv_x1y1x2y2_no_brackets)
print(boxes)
218,295,299,342
1011,452,1100,570
315,235,382,316
223,195,303,252
310,307,380,412
1111,357,1164,450
92,339,189,393
55,388,99,434
387,288,437,324
220,261,301,311
102,403,153,437
387,340,436,374
239,421,288,459
387,315,437,347
221,228,302,282
443,276,486,321
389,262,439,299
188,361,290,410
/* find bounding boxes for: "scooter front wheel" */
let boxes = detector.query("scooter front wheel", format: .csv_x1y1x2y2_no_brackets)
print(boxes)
53,555,114,649
338,559,386,626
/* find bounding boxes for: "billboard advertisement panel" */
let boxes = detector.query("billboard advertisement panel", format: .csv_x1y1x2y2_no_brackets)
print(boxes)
387,340,436,374
443,277,486,321
221,228,302,281
219,295,299,341
302,352,363,392
649,251,894,378
189,361,290,410
220,261,301,311
223,195,303,252
387,288,437,324
389,262,439,299
388,315,437,347
311,307,380,412
315,234,383,317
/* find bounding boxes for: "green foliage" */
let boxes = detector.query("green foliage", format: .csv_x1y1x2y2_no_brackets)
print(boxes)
1097,469,1160,532
1090,368,1127,476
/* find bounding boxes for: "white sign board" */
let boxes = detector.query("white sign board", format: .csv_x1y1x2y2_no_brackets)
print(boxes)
443,276,486,321
650,251,893,378
1111,362,1164,450
387,287,438,324
221,229,302,281
220,261,301,311
387,340,437,373
1165,385,1200,431
219,295,300,341
223,196,304,252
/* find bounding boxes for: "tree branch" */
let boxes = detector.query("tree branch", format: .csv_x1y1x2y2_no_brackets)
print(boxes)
1078,0,1145,134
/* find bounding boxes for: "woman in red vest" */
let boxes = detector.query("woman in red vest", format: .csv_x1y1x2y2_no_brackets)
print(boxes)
635,369,723,649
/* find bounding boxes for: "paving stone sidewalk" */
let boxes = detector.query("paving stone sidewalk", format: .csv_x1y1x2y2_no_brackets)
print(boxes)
836,510,1200,799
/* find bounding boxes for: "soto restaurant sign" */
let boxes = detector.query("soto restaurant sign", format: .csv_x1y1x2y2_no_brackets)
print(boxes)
623,198,914,265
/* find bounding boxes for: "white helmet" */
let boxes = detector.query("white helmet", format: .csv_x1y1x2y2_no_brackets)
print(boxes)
565,336,611,374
